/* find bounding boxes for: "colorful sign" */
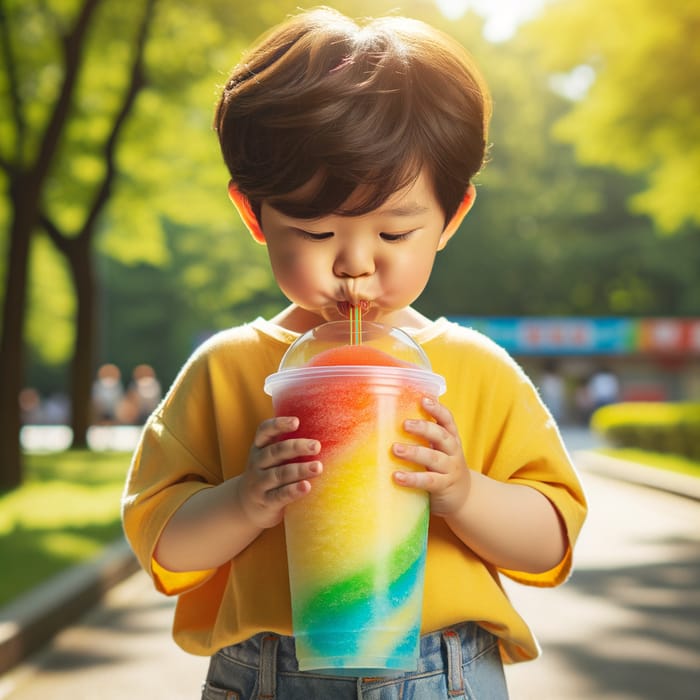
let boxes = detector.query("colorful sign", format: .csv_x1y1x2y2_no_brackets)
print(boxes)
449,317,700,355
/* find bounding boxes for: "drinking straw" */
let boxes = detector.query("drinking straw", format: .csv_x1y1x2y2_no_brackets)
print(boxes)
349,304,362,345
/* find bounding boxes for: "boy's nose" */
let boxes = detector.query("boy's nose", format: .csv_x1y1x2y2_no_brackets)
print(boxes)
333,247,376,278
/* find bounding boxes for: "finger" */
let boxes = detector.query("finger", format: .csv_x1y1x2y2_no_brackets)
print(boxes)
269,460,323,490
392,441,448,473
253,416,299,449
393,468,440,492
266,478,312,506
264,461,324,504
257,437,321,470
403,419,458,456
420,398,459,437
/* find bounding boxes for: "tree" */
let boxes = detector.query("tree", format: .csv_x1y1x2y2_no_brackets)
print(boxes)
0,0,324,486
1,0,158,488
40,0,156,449
0,0,277,486
523,0,700,233
0,0,107,487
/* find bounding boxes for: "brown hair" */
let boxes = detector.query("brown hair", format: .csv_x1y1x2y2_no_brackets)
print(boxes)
214,7,491,224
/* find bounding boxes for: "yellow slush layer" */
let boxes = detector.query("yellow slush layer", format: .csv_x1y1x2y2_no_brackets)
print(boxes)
285,440,426,591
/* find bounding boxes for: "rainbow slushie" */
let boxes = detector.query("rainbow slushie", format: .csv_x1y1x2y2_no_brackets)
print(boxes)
265,339,445,674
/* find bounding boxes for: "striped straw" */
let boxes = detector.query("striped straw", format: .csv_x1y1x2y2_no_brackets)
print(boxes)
349,304,362,345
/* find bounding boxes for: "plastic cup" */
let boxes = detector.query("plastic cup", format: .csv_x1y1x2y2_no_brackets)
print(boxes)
264,322,445,675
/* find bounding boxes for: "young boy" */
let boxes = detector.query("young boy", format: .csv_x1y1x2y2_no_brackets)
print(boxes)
122,7,587,698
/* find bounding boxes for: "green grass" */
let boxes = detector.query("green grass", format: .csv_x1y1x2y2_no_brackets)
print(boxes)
597,447,700,479
0,450,131,608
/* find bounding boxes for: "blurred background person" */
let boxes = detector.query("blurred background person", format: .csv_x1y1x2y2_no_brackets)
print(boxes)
121,364,163,424
539,360,566,424
587,365,620,413
91,363,125,425
19,387,43,425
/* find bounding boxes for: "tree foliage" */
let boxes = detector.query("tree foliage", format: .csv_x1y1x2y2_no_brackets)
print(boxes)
524,0,700,232
0,0,294,485
419,23,700,320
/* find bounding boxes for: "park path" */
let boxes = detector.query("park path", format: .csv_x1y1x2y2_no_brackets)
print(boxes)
504,468,700,699
1,431,699,699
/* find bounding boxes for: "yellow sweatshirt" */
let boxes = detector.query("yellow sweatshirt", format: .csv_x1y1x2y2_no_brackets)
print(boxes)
122,317,587,664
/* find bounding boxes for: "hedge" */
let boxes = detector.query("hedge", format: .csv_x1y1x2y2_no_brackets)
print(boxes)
590,402,700,460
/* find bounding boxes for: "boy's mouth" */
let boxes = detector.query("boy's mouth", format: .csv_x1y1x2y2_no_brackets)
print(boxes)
336,300,370,319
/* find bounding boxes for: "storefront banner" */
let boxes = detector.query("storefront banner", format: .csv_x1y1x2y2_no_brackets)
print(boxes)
450,317,700,355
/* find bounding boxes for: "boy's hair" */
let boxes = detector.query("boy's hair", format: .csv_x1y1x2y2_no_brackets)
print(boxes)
214,6,491,224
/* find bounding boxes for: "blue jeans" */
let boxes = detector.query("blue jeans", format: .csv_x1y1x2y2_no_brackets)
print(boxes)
201,622,509,699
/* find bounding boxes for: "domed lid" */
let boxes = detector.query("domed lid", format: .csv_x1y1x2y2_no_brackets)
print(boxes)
278,321,432,371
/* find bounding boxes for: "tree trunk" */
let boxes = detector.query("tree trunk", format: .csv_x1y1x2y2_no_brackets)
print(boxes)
0,182,36,489
66,239,97,448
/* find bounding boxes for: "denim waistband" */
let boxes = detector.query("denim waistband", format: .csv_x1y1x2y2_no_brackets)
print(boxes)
216,622,496,676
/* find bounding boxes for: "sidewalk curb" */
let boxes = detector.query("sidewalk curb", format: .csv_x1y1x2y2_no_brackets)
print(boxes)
0,538,139,676
573,449,700,502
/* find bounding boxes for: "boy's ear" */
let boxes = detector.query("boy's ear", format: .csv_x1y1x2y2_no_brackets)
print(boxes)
228,182,266,244
437,184,476,250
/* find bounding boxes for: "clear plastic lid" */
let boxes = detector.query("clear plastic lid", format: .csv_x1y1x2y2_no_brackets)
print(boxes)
277,321,432,371
265,321,446,397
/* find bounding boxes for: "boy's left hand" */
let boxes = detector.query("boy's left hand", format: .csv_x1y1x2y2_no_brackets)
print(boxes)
392,397,471,517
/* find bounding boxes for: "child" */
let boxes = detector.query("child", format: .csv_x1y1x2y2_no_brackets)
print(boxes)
122,7,587,698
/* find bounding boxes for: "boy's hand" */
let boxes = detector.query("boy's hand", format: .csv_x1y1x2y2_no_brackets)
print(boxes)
234,416,322,530
392,398,471,517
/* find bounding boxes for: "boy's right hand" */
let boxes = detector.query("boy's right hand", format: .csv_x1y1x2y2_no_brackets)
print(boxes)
234,416,322,530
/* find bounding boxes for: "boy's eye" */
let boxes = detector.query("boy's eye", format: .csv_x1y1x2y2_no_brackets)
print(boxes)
380,231,414,242
297,230,332,240
296,229,333,241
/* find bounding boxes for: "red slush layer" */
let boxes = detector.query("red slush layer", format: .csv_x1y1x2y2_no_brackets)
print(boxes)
276,345,420,457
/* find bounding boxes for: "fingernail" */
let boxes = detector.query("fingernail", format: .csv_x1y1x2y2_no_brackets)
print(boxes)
422,397,434,407
307,440,320,453
394,443,406,456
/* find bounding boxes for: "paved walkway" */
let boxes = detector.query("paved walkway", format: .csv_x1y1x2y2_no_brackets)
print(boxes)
0,571,207,699
2,428,699,699
504,467,700,699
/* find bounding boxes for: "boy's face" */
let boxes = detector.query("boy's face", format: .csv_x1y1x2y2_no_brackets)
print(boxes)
259,170,455,327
